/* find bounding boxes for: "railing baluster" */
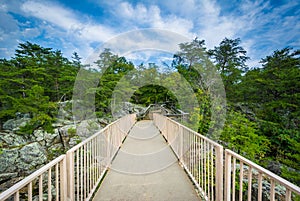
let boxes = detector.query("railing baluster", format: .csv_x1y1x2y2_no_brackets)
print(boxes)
201,138,204,192
239,162,243,201
14,191,19,201
270,180,275,201
92,138,95,187
207,143,210,200
258,173,262,201
66,150,74,200
39,174,43,201
204,140,207,196
232,157,236,201
215,146,223,201
84,144,87,199
80,146,83,201
247,166,252,201
285,188,291,201
28,182,32,201
48,168,52,201
60,155,67,201
77,150,79,201
225,152,232,201
55,163,59,201
197,137,200,185
211,145,214,201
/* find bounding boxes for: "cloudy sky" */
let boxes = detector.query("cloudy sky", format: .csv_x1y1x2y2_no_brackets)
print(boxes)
0,0,299,67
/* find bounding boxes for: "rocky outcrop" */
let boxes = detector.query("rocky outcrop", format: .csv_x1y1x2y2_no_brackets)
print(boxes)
0,101,143,192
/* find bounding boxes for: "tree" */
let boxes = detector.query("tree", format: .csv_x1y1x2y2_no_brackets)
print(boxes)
221,110,270,160
236,47,300,184
208,38,249,100
94,50,134,117
71,52,82,68
0,42,79,131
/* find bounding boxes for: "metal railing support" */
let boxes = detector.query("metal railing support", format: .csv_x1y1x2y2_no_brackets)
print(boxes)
224,151,232,201
60,156,67,201
215,146,224,201
66,151,74,201
153,114,300,201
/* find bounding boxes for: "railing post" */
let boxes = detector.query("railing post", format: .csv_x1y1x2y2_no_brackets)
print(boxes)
180,125,184,162
66,151,74,201
60,156,67,201
215,146,224,201
225,150,232,201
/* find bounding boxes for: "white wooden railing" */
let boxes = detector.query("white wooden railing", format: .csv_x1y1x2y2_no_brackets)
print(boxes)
0,114,136,201
153,113,224,201
0,155,67,201
2,113,299,201
66,114,136,200
225,149,300,201
153,113,300,201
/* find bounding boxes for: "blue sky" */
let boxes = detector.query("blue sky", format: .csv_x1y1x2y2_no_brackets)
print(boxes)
0,0,299,67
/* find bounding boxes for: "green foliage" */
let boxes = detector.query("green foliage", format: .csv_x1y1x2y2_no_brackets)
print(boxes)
67,127,77,136
0,41,79,133
94,50,134,117
221,110,270,160
1,40,299,186
233,47,300,183
208,38,249,101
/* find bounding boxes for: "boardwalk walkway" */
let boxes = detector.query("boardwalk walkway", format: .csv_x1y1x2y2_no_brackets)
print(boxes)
93,120,200,201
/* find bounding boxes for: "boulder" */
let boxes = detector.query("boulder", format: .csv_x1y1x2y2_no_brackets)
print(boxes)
0,132,26,146
76,119,101,139
16,142,47,172
0,148,19,173
2,117,31,131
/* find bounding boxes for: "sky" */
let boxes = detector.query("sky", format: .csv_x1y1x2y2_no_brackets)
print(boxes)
0,0,299,68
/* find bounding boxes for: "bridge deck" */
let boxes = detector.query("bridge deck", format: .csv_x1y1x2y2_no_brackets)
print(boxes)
93,120,200,201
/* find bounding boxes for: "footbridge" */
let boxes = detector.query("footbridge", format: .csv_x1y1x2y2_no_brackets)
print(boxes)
1,113,299,201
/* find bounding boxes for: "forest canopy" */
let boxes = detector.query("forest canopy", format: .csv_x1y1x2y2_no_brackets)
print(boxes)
0,39,299,185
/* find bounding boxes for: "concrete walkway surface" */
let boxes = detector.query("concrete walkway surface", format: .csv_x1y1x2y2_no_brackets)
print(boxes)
93,120,200,201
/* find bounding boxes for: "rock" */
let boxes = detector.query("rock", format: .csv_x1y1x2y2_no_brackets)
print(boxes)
267,161,281,175
0,132,26,146
57,100,74,121
33,129,59,147
3,117,31,131
76,119,101,139
48,143,64,158
0,176,24,192
0,148,19,173
16,142,47,171
33,129,44,141
69,136,81,147
0,172,18,182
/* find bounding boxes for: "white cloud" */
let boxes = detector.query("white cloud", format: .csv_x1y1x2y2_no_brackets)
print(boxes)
1,0,298,68
21,1,115,42
193,0,241,48
112,2,194,37
21,1,77,30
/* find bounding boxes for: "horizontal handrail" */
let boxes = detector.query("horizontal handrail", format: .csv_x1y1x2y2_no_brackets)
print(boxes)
225,149,300,201
68,117,124,153
153,113,300,201
0,114,136,201
66,114,136,200
3,113,299,201
165,116,223,148
226,149,300,194
153,113,223,201
0,155,66,201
